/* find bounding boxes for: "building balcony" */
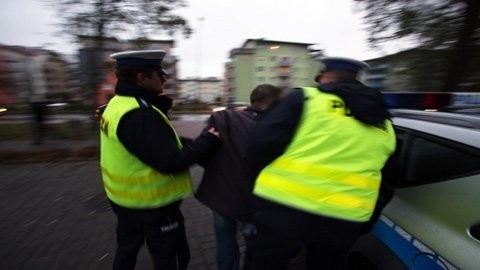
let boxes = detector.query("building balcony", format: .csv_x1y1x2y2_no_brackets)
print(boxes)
277,58,293,67
277,70,292,77
278,80,291,88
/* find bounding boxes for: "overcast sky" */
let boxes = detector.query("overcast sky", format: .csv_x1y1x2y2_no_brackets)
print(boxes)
0,0,405,79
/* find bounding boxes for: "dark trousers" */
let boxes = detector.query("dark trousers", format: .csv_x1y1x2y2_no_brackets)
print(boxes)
110,202,190,270
244,198,366,270
212,211,256,270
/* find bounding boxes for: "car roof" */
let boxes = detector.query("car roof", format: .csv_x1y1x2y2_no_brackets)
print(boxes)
391,109,480,149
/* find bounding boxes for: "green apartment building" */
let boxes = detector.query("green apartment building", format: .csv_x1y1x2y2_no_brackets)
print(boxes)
225,39,323,103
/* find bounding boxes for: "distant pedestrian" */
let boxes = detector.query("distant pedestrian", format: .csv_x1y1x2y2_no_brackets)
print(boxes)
100,49,219,270
31,101,47,145
245,57,396,269
195,84,283,270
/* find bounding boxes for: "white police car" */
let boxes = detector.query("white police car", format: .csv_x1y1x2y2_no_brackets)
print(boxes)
347,108,480,270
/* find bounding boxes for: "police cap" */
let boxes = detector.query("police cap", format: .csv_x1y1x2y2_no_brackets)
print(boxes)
320,57,369,74
110,50,167,75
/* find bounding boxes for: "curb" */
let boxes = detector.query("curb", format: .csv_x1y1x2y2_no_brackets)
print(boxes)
0,146,99,163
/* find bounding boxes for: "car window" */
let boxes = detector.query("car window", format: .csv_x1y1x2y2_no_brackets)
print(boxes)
382,127,480,187
404,135,480,185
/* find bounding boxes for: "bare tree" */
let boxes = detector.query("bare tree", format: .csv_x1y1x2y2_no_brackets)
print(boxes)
49,0,192,47
45,0,194,116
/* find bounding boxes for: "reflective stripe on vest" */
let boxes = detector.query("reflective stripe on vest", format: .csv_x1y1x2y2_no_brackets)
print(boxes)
100,95,192,208
253,87,396,222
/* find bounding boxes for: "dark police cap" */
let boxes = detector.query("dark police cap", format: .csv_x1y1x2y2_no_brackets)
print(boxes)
110,50,167,74
321,57,369,73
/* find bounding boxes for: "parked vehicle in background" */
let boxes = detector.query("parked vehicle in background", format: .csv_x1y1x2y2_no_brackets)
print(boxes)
347,109,480,270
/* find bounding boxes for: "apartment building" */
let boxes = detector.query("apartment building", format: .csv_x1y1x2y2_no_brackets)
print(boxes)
225,39,322,103
364,47,480,92
0,44,70,105
177,77,223,104
364,49,437,92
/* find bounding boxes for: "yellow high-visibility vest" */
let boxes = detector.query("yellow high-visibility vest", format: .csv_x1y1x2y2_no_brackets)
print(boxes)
253,87,396,222
100,95,192,209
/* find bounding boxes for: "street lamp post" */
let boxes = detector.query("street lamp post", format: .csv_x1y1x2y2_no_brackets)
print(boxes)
197,17,205,103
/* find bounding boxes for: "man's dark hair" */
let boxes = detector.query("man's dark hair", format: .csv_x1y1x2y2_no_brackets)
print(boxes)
315,69,359,83
114,65,156,82
250,84,283,108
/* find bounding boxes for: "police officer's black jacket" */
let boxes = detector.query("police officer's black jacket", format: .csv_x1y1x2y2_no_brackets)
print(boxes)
195,106,264,223
114,79,220,174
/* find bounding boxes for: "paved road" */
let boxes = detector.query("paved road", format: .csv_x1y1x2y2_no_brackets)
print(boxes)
0,119,214,270
0,160,222,270
0,119,304,270
0,114,92,124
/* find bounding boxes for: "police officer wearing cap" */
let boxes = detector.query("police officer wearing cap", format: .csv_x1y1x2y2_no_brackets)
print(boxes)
100,50,219,270
244,57,396,269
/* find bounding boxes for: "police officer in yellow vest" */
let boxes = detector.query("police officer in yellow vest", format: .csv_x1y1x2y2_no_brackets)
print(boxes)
245,57,396,269
100,50,219,270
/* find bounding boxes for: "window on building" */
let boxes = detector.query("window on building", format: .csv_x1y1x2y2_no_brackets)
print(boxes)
257,56,266,61
257,77,265,82
256,66,265,72
270,56,277,61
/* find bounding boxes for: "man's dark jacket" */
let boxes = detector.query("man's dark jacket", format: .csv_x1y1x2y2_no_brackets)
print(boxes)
195,106,263,222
